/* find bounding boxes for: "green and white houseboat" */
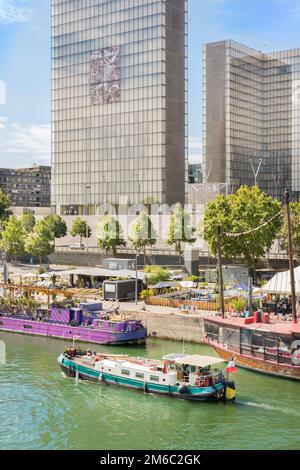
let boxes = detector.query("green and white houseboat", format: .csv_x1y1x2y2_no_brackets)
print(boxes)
58,349,236,402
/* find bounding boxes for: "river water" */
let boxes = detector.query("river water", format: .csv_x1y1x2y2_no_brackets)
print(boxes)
0,331,299,450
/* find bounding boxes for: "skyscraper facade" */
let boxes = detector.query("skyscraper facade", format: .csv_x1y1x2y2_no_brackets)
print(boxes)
203,39,300,200
51,0,188,215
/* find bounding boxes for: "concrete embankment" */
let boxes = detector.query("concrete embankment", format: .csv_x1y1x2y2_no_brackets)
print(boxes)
123,310,207,344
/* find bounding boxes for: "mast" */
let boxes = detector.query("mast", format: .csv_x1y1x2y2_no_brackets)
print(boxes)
217,226,225,319
284,188,297,324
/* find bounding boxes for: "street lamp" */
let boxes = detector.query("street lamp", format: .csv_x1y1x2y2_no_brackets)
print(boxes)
249,159,262,187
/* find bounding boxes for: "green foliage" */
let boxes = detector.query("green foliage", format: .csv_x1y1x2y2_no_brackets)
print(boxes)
230,297,247,314
168,203,195,257
129,212,157,254
0,190,11,222
43,214,67,240
70,217,91,243
20,212,36,234
144,265,170,284
0,215,26,260
96,215,126,255
187,275,199,282
280,202,300,259
203,186,282,272
25,221,54,265
140,289,155,300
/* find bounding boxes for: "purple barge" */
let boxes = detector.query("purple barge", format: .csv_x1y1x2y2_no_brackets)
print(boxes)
0,303,147,346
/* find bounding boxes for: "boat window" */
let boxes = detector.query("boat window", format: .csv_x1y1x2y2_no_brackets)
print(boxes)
23,325,33,329
0,321,3,326
252,332,264,348
121,369,130,376
223,327,240,347
108,322,115,329
241,329,251,346
135,372,144,379
190,365,197,373
204,321,219,340
150,375,160,382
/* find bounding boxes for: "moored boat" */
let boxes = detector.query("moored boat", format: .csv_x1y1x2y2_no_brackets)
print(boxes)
58,349,236,401
204,316,300,380
0,303,147,346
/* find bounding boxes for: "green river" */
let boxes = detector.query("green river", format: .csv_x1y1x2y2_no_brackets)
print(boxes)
0,331,299,450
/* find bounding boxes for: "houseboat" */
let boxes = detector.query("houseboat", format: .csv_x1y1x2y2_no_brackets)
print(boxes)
0,303,147,346
58,349,236,402
204,315,300,380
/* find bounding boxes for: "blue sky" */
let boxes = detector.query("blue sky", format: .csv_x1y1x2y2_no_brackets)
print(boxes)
1,0,300,167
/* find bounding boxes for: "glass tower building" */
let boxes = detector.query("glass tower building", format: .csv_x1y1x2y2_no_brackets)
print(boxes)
203,40,300,200
51,0,188,215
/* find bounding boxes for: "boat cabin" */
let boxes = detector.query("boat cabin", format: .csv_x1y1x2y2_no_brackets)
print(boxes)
205,318,300,366
164,354,225,386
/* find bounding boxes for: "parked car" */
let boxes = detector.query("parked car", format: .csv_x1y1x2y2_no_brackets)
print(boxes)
70,243,85,251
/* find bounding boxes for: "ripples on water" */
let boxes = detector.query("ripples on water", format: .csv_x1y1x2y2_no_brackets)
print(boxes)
0,332,299,450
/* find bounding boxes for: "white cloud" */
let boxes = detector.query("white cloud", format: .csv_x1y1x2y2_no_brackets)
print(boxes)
0,116,7,128
0,121,51,167
188,136,202,164
0,0,32,24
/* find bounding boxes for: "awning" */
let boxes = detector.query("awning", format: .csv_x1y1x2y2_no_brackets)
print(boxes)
152,282,175,289
260,266,300,295
175,355,224,368
51,267,145,281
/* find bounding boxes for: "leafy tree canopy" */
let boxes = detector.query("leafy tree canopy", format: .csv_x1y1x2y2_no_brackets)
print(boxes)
0,190,11,223
167,203,195,256
280,201,300,258
129,212,157,252
70,217,91,243
20,212,36,234
96,215,126,255
203,186,282,271
0,215,26,260
24,222,54,265
42,214,67,240
144,265,170,285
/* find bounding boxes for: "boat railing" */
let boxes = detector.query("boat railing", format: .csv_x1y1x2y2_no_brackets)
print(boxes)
241,342,297,366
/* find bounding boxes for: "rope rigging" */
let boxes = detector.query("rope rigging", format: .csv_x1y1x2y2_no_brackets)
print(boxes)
223,210,283,238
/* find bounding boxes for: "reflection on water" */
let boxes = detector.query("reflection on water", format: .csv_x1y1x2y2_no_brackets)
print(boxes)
0,331,299,450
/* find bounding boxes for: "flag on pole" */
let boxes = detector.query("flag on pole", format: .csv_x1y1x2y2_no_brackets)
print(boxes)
226,357,238,374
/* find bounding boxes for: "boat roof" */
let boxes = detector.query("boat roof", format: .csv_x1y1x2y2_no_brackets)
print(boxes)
205,316,300,335
163,353,188,362
175,355,224,368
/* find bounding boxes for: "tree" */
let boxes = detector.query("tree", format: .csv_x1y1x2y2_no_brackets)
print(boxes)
70,217,91,245
42,214,67,246
25,222,54,266
0,216,26,261
203,186,282,276
20,212,36,234
0,190,11,222
167,203,195,264
96,215,126,255
144,266,170,285
129,212,157,264
280,202,300,258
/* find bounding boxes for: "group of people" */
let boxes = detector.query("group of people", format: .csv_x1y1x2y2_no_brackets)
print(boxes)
275,296,292,316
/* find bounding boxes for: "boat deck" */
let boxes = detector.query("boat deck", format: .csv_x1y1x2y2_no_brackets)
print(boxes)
205,316,300,334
